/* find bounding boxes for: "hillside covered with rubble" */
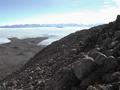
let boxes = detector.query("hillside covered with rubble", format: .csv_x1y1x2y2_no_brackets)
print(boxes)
1,15,120,90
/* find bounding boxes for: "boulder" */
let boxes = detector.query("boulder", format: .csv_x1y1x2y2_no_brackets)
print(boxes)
87,85,97,90
87,85,114,90
102,38,112,49
109,40,119,49
80,56,118,88
94,52,107,66
113,43,120,56
45,56,96,90
45,67,79,90
104,56,118,71
114,31,120,40
104,49,113,56
102,72,120,83
112,72,120,78
89,51,107,66
71,56,95,80
87,84,120,90
88,50,100,59
95,84,114,90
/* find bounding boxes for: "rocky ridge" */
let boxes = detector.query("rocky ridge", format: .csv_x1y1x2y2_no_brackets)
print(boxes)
1,15,120,90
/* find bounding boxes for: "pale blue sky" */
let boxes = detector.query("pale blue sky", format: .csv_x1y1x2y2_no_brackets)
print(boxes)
0,0,119,25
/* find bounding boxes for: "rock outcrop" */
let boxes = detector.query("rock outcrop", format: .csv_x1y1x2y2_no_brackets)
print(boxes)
1,15,120,90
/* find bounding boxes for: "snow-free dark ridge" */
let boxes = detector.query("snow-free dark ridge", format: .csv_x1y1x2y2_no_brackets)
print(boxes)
1,15,120,90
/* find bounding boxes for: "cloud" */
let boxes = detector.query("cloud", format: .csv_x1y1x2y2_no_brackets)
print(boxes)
103,1,112,4
11,7,118,25
103,1,113,8
8,0,120,25
114,0,120,8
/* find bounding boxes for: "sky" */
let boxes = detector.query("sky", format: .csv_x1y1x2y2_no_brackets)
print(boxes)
0,0,120,25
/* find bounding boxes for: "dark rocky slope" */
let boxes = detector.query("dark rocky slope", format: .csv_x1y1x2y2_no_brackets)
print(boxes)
1,15,120,90
0,37,47,80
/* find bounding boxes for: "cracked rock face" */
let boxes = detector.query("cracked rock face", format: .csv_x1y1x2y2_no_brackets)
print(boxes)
1,15,120,90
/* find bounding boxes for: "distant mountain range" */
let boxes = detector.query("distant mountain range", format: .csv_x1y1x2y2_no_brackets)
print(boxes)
0,24,100,28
